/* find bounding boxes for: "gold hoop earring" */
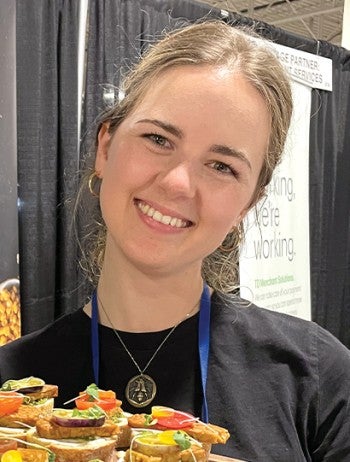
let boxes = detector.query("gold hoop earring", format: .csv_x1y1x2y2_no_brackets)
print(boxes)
88,172,101,197
219,225,243,253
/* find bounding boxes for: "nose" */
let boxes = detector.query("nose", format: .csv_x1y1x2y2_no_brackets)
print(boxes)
158,161,196,199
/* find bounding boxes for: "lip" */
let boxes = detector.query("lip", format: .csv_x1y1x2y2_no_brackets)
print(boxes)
134,198,194,225
134,199,195,233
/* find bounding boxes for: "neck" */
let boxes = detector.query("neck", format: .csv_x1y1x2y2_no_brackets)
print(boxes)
93,250,205,333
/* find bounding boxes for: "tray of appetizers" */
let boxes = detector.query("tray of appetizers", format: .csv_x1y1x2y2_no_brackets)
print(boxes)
0,377,241,462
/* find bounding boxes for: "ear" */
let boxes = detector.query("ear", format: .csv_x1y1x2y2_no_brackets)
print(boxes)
95,122,111,177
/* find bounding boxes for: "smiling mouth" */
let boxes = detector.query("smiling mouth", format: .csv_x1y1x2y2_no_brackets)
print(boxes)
135,200,193,228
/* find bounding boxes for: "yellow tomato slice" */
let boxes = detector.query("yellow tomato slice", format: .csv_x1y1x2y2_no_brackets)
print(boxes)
151,406,175,418
137,434,158,445
137,430,178,446
1,450,23,462
157,430,178,445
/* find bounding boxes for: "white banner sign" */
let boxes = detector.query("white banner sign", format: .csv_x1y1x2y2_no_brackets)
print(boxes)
239,82,312,320
272,43,332,91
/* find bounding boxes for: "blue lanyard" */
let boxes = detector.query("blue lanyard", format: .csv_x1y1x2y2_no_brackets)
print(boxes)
91,284,211,422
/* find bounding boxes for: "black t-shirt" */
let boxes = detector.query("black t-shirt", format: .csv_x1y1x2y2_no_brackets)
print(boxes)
98,312,202,415
0,308,202,415
1,292,350,461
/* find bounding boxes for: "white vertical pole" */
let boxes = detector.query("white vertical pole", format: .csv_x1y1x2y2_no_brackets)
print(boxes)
342,0,350,49
77,0,89,154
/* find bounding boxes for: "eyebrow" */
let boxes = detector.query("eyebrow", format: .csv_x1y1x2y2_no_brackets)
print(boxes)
211,144,252,170
136,118,183,139
136,118,252,170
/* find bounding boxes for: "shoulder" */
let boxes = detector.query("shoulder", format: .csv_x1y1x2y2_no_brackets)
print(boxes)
210,291,350,367
211,290,316,337
209,292,350,458
1,307,89,350
0,308,90,378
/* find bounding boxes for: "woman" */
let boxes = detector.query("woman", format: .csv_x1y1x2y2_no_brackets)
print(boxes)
1,21,349,461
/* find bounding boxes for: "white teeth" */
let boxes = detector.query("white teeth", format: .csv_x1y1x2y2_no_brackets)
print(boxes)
161,215,171,225
137,201,188,228
153,211,162,222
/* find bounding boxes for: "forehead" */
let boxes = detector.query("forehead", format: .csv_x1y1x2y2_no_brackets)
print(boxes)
131,64,268,112
128,65,270,130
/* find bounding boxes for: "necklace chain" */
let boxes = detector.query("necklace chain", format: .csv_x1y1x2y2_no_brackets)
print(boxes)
97,294,199,375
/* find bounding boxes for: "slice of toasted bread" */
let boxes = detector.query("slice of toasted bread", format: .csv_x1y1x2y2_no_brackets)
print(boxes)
0,426,28,445
24,384,58,401
107,410,132,449
36,417,120,439
113,415,131,448
186,422,230,444
26,428,117,462
0,397,54,427
17,448,50,462
125,444,208,462
128,414,230,444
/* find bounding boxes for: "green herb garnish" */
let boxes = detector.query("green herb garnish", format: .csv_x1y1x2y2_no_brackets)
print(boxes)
85,383,100,401
23,396,48,406
173,430,192,450
144,414,157,426
72,405,106,418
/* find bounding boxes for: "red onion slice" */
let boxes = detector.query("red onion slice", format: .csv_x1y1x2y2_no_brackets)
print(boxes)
17,385,44,393
52,414,106,427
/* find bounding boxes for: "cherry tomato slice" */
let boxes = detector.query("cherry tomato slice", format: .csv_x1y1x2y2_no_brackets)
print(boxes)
75,396,116,411
0,392,24,417
97,390,115,400
75,389,117,412
154,411,196,429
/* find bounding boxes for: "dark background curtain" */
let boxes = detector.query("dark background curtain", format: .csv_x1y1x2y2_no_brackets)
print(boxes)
82,0,216,138
16,0,350,348
16,0,80,333
308,44,350,347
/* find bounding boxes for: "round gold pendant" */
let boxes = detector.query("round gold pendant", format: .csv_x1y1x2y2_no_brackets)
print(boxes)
125,374,157,408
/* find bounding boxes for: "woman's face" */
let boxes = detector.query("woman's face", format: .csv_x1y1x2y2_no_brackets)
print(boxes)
95,65,270,276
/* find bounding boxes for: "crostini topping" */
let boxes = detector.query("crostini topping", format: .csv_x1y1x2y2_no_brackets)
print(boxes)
74,384,118,412
151,407,196,429
1,377,45,394
52,406,106,427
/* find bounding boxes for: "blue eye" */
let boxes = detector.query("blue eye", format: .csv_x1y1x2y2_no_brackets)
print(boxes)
210,161,237,177
144,133,170,148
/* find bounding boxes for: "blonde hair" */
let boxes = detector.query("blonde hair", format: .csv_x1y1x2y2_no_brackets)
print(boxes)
78,20,293,293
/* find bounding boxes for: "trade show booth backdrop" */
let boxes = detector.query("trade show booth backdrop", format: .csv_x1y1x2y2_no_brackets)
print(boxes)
16,0,350,347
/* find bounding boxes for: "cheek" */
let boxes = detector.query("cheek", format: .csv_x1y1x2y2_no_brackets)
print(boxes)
104,144,137,181
101,145,160,203
203,192,242,234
